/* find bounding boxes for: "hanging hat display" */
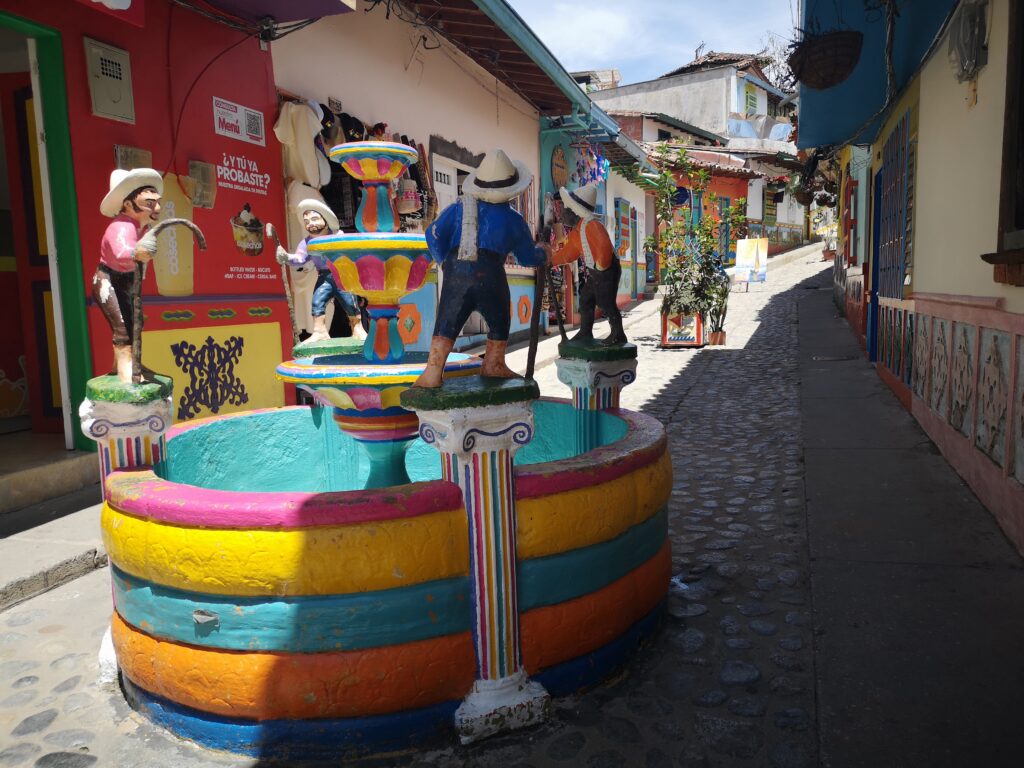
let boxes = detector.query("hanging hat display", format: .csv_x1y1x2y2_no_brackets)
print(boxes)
396,177,422,215
462,149,533,204
100,168,163,217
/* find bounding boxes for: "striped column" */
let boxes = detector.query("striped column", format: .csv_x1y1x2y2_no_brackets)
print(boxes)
79,382,173,498
416,400,549,743
556,356,638,453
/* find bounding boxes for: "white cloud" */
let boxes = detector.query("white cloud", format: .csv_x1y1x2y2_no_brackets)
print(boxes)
509,0,796,84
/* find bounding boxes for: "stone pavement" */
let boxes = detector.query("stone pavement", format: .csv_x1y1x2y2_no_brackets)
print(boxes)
2,252,1023,767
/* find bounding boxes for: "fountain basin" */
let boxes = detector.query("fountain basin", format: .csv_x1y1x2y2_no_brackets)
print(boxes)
329,141,419,183
276,352,481,487
308,232,431,307
103,400,671,759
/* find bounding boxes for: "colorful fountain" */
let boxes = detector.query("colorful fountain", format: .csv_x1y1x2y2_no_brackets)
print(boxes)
277,141,480,488
83,142,673,761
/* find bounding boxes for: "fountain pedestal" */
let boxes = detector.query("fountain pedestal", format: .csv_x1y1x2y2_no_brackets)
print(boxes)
555,341,637,453
78,374,174,496
402,378,550,743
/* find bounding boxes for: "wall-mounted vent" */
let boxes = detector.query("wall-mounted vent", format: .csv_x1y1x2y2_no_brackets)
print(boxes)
84,37,135,124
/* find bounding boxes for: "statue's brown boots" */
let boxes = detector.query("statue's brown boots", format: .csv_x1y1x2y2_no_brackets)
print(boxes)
480,339,518,378
414,335,455,388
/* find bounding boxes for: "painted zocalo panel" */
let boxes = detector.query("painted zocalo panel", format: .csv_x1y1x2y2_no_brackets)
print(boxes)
949,322,976,438
974,328,1010,466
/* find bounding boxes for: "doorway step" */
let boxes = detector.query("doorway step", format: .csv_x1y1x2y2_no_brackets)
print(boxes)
0,431,97,516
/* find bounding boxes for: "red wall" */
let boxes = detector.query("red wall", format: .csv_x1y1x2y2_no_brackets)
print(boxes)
2,0,289,379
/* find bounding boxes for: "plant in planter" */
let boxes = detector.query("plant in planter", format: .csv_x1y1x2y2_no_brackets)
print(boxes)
705,198,748,345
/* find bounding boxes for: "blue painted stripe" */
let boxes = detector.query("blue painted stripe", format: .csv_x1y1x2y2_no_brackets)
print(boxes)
119,600,665,759
121,675,458,761
112,509,667,653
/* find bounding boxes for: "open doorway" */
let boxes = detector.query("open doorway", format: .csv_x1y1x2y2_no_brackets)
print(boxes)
0,26,62,438
0,24,70,451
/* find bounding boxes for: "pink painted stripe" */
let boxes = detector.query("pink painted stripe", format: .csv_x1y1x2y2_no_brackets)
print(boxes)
514,401,666,499
104,470,463,529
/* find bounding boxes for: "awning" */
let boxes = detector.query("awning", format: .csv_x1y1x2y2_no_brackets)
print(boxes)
796,0,958,148
201,0,356,24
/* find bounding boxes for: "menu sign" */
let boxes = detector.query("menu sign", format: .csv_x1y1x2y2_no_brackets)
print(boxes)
213,96,266,146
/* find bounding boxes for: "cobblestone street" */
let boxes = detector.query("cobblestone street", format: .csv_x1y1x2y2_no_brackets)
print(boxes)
3,252,1024,767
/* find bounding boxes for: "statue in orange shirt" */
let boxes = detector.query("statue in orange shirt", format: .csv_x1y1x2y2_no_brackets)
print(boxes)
549,183,627,345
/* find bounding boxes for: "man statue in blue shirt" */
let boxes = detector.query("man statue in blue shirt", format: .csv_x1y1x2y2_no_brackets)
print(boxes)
414,149,548,388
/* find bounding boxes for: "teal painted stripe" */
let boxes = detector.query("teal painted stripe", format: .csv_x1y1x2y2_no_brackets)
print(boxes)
112,507,667,652
517,508,667,610
112,566,471,653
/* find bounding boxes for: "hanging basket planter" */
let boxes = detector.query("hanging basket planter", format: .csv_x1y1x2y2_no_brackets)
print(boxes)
787,30,864,90
794,189,814,206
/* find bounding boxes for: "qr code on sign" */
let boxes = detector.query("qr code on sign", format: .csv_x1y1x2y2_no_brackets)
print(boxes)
244,109,265,145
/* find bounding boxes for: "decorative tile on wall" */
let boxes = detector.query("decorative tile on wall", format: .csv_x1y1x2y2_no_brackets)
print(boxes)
903,312,914,386
893,309,904,378
913,314,929,400
950,322,976,438
1015,336,1024,486
975,329,1009,467
931,318,949,417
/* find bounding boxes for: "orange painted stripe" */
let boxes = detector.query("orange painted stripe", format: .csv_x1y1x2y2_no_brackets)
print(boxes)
373,317,389,359
520,541,671,673
112,612,475,720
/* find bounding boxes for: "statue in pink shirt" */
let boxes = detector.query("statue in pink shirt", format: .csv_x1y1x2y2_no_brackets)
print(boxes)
94,169,162,382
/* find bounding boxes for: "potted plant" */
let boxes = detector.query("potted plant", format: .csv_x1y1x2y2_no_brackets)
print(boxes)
704,198,748,345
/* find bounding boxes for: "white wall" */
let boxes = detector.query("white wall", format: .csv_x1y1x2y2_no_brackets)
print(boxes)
591,70,729,136
913,0,1022,311
776,192,804,226
272,1,540,193
747,178,764,220
604,169,647,262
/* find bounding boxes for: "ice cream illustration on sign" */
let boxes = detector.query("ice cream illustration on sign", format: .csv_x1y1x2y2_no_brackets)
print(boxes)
231,203,264,255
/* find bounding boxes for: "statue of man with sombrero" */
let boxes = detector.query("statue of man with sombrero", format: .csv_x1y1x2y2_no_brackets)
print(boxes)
414,149,547,388
95,168,162,383
549,182,627,346
276,198,364,343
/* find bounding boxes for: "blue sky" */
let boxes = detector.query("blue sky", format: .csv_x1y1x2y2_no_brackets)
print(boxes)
507,0,798,85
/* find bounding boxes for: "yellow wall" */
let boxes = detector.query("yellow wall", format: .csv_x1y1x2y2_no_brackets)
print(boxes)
912,0,1022,311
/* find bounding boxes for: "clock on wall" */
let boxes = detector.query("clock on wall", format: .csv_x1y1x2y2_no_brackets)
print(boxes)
551,145,568,189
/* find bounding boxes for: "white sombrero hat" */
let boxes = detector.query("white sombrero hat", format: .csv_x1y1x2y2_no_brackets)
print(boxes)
463,149,533,203
296,199,339,231
100,168,163,218
559,182,601,220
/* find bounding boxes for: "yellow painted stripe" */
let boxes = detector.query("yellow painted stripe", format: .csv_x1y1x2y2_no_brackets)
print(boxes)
517,450,672,559
102,503,469,596
308,239,428,252
101,449,669,597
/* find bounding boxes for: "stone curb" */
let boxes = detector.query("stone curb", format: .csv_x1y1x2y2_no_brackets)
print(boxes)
0,548,108,613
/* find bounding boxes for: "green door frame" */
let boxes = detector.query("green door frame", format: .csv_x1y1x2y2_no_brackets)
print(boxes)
0,12,91,451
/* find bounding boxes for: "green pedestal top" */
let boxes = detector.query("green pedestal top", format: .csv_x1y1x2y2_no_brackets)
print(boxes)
85,374,173,404
558,339,638,362
400,376,539,411
292,335,364,359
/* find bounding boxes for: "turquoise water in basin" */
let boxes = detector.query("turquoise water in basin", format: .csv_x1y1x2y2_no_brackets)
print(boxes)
161,401,627,493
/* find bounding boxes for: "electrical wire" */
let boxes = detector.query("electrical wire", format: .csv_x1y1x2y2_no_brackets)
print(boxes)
163,31,255,176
